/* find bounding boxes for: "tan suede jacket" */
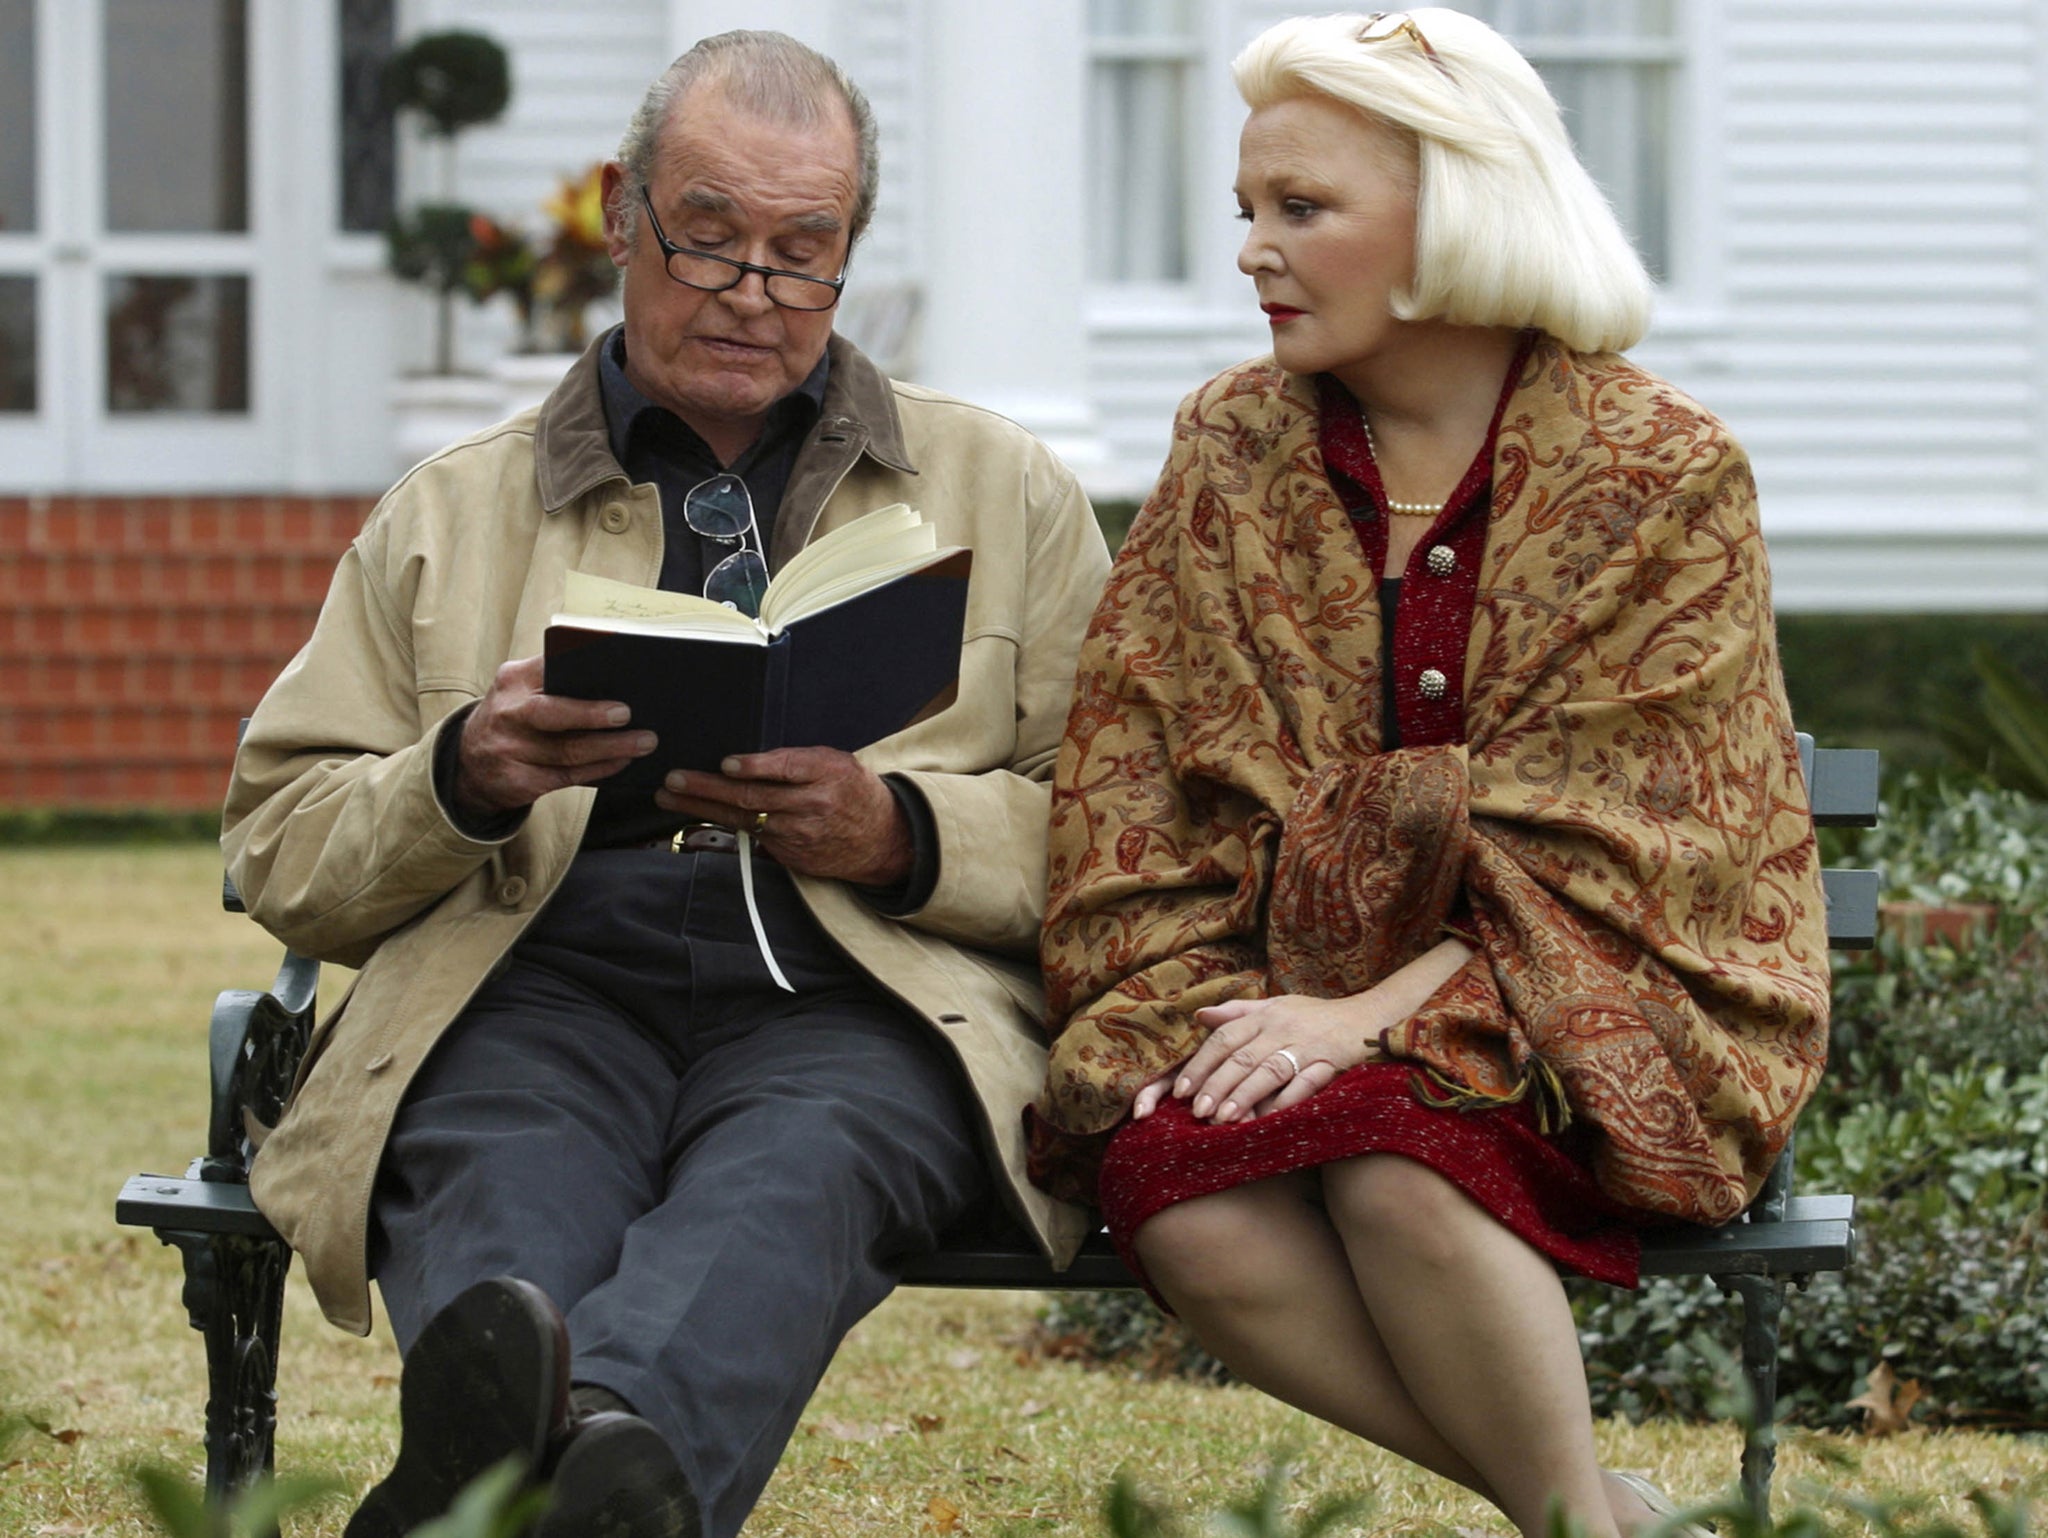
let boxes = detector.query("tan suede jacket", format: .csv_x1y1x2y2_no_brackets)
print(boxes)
223,335,1105,1332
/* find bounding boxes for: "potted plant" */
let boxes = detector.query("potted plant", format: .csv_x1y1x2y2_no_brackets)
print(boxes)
529,164,620,354
383,30,512,375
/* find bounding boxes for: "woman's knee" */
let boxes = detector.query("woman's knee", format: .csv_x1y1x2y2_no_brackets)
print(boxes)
1131,1183,1303,1311
1322,1155,1481,1264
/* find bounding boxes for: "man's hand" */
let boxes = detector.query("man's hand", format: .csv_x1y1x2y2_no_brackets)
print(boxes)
453,656,657,822
659,747,913,888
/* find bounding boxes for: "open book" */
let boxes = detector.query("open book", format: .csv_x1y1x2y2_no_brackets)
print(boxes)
543,504,973,788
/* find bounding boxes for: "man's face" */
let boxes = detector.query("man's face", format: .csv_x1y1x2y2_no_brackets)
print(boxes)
604,85,859,457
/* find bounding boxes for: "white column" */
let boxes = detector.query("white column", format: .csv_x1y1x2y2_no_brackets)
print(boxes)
664,0,837,54
917,0,1103,467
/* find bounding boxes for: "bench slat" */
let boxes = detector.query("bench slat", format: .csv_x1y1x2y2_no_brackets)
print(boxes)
1807,747,1881,828
1637,1215,1854,1278
120,1181,1859,1289
1823,867,1881,949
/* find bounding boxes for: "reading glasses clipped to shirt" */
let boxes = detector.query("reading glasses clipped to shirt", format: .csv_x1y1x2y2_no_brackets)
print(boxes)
686,472,770,617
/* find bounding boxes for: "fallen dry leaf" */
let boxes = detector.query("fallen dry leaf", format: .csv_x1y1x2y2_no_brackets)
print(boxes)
35,1524,90,1536
1846,1360,1924,1436
946,1349,983,1370
914,1413,944,1435
823,1456,856,1475
371,1373,399,1389
1017,1399,1049,1418
996,1444,1032,1463
816,1415,906,1443
926,1494,962,1532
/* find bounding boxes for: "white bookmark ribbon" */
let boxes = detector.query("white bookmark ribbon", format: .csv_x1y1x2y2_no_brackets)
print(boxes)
736,829,795,993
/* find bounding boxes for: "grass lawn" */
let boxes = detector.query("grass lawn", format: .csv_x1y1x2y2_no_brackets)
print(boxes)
3,845,2045,1536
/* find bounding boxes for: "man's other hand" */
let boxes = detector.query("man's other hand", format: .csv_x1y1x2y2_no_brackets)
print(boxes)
659,748,913,888
453,656,657,821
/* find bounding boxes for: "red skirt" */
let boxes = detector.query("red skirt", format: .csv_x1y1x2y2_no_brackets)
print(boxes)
1098,1062,1642,1306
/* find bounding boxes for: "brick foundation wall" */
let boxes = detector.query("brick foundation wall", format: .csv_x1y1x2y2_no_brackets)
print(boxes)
1,496,372,811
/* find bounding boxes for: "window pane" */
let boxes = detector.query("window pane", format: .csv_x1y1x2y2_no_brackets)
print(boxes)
1088,60,1189,282
1457,0,1675,281
1544,60,1670,282
338,0,398,233
1473,0,1675,37
1090,0,1194,38
105,274,250,414
0,0,33,232
104,0,249,233
0,276,34,411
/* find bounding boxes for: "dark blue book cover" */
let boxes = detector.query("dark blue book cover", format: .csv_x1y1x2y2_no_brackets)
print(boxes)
543,548,971,787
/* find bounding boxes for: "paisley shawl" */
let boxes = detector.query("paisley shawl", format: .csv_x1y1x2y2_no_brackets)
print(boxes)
1031,338,1831,1226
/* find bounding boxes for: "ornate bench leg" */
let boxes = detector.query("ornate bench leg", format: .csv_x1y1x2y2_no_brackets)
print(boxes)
1729,1275,1785,1524
159,1228,292,1508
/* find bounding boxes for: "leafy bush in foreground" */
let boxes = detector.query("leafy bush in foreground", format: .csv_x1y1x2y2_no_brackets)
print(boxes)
1574,1195,2048,1430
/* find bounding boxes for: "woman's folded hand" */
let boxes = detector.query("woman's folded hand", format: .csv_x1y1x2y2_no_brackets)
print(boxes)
1172,993,1391,1124
1166,935,1477,1124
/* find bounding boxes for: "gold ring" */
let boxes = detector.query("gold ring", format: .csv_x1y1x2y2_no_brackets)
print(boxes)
752,809,770,836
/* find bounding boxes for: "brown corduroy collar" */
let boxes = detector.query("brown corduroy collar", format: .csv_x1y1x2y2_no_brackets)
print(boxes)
531,328,915,515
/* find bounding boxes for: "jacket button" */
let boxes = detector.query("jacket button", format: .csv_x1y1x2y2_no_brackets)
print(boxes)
1426,544,1456,577
498,876,528,906
600,504,631,534
1418,667,1449,701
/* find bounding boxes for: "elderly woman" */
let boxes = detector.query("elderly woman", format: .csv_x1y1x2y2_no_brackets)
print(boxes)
1029,11,1830,1538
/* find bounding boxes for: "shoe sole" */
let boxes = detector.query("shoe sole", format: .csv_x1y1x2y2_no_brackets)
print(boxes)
535,1413,700,1538
345,1277,568,1538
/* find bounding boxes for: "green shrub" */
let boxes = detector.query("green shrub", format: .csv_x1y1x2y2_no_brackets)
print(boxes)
1033,1289,1228,1385
1574,1194,2048,1432
1822,915,2048,1098
1836,772,2048,911
1777,613,2048,774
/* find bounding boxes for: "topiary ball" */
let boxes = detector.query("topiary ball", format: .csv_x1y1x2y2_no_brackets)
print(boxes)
385,30,511,137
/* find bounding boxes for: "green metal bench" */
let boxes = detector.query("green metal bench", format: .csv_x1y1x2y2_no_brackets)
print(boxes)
117,734,1878,1520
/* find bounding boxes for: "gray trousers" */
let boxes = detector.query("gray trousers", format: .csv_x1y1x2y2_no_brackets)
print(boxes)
370,849,990,1538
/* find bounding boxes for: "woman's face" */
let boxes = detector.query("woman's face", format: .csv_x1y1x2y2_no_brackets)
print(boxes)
1235,95,1420,382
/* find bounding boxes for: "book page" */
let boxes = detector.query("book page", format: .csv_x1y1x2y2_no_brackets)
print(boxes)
765,505,925,610
761,525,944,627
554,572,765,637
553,505,953,637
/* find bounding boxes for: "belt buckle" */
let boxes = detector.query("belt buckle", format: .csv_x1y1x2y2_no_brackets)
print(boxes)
672,824,738,855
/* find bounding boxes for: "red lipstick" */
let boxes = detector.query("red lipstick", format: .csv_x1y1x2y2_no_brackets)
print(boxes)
1261,303,1304,324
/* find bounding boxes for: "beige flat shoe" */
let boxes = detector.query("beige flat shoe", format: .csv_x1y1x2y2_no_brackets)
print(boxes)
1611,1471,1716,1538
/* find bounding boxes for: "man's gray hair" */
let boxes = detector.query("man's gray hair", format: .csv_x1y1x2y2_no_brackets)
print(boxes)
617,30,879,246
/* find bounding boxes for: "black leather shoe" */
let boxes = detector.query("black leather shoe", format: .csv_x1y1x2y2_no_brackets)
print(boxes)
344,1277,571,1538
535,1411,700,1538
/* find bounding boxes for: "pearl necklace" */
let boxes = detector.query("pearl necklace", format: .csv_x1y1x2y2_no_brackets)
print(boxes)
1361,418,1445,518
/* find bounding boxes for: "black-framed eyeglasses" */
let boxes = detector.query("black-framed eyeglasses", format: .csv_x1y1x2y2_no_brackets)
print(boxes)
685,472,770,616
639,188,846,312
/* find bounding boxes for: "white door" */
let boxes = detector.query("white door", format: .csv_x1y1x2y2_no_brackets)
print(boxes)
0,0,287,491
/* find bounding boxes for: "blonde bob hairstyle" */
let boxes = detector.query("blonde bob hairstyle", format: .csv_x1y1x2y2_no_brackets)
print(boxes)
1233,10,1652,354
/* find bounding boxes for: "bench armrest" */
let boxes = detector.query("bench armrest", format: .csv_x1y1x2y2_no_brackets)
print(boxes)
203,949,320,1181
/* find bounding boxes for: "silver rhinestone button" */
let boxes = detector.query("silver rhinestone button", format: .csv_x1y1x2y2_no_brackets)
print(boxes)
1418,667,1449,701
1426,544,1456,577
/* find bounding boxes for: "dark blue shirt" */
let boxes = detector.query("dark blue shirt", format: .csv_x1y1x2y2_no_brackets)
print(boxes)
597,325,829,596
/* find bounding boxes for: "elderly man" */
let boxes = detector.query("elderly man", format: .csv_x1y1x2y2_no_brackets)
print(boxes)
223,31,1103,1538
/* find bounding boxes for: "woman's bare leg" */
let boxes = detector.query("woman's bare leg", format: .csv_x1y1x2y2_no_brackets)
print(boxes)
1321,1154,1618,1538
1133,1175,1495,1501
